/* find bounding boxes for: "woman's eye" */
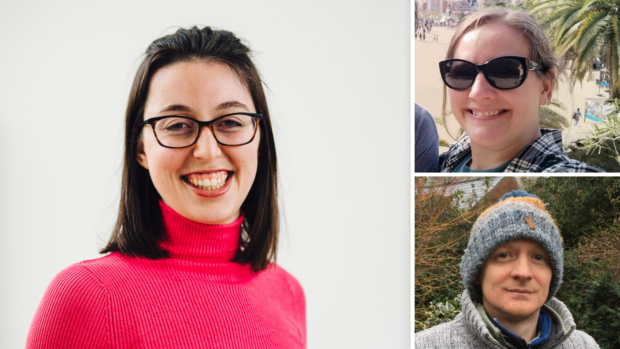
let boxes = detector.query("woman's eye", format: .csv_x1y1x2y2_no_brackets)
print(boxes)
166,122,192,131
220,119,242,127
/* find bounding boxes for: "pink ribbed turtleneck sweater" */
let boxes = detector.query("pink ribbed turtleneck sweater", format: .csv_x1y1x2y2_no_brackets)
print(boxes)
27,202,306,348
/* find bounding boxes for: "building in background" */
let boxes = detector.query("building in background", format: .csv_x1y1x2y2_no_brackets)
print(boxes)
422,177,526,209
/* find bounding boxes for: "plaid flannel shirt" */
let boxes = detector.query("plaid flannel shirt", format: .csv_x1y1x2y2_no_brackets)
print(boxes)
438,129,605,173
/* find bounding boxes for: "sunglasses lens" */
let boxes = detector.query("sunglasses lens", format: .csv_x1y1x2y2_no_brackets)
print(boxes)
486,58,525,89
442,60,477,90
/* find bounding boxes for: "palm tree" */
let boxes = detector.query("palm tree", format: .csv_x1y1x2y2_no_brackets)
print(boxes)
540,98,570,129
526,0,620,98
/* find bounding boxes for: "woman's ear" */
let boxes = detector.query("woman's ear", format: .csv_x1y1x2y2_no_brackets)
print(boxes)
137,141,149,170
539,69,554,105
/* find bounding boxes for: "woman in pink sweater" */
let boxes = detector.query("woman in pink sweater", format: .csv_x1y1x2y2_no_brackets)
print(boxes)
26,26,306,348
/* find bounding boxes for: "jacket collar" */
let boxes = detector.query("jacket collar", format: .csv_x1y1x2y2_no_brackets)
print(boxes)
460,290,576,349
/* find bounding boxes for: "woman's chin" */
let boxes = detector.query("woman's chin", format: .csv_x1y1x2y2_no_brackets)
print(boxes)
466,129,509,149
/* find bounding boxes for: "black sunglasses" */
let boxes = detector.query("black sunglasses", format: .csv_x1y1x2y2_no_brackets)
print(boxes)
438,56,546,91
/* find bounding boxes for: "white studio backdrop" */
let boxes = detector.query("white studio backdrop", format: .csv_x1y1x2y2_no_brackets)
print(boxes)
0,1,410,348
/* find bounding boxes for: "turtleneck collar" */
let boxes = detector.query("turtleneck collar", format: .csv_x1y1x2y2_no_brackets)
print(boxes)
158,200,244,264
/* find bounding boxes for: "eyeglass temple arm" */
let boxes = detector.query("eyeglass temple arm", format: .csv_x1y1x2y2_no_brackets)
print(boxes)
528,60,546,71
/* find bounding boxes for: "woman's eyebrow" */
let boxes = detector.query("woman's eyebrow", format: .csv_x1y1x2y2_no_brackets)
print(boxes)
158,104,193,114
217,101,249,111
157,101,249,114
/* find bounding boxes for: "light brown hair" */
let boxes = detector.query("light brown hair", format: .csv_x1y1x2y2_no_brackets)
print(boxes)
442,8,558,129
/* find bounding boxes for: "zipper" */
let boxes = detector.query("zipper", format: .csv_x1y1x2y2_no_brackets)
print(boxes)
484,333,541,349
540,326,575,349
485,333,509,349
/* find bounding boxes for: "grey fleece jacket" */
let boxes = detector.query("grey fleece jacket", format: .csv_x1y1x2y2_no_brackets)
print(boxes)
415,290,600,349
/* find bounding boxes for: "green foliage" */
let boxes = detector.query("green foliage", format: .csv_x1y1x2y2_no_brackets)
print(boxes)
415,178,492,329
523,177,620,248
576,99,620,166
539,98,569,129
526,0,620,98
417,177,620,346
565,143,620,172
415,294,463,333
556,250,620,349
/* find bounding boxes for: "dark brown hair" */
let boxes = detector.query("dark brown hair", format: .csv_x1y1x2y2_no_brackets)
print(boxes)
101,26,279,272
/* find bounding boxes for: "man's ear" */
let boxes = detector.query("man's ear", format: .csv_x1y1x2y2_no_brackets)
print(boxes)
137,142,149,170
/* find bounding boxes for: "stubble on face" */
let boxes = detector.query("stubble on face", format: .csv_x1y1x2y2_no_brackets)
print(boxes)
475,238,552,324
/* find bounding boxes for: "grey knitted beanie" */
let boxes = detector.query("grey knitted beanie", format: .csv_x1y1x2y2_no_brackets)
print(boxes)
460,190,564,303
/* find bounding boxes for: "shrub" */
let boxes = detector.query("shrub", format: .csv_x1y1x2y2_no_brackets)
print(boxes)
556,250,620,349
415,177,490,329
415,294,462,333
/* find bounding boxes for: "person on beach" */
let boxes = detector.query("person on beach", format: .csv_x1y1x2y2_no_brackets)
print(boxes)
26,26,306,348
572,108,582,126
437,8,604,172
416,190,601,349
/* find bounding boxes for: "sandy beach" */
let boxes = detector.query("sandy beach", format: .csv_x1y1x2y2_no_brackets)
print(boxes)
415,25,607,153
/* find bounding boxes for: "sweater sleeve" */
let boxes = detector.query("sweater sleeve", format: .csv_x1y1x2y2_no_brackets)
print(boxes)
26,263,111,349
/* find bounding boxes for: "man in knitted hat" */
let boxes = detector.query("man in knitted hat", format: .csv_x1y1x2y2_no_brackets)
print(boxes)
416,190,600,349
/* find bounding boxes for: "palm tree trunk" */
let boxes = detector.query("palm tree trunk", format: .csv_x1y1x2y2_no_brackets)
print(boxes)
608,43,620,99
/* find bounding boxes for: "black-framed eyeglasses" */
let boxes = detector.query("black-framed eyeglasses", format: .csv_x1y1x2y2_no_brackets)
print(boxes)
439,56,546,91
139,112,262,148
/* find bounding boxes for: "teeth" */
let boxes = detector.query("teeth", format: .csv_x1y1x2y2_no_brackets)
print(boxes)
186,171,230,191
472,110,503,116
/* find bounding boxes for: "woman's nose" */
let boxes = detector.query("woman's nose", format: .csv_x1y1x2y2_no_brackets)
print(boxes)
468,71,496,101
193,126,222,161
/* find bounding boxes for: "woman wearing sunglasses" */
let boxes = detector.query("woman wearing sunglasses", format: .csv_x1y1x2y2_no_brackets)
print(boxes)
26,27,306,348
437,8,604,172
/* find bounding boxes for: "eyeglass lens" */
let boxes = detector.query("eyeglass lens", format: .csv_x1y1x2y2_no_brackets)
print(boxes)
154,114,257,147
442,58,525,90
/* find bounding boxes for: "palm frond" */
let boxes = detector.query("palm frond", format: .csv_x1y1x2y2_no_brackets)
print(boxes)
539,98,569,129
527,0,620,98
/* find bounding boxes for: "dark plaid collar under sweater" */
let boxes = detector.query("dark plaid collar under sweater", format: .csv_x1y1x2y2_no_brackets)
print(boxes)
414,290,601,349
438,128,605,173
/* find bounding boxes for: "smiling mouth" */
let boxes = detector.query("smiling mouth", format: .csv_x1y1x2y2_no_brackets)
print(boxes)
182,171,231,191
469,109,508,116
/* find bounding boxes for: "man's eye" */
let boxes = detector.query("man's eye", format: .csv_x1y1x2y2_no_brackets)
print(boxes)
534,254,545,261
498,253,508,258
